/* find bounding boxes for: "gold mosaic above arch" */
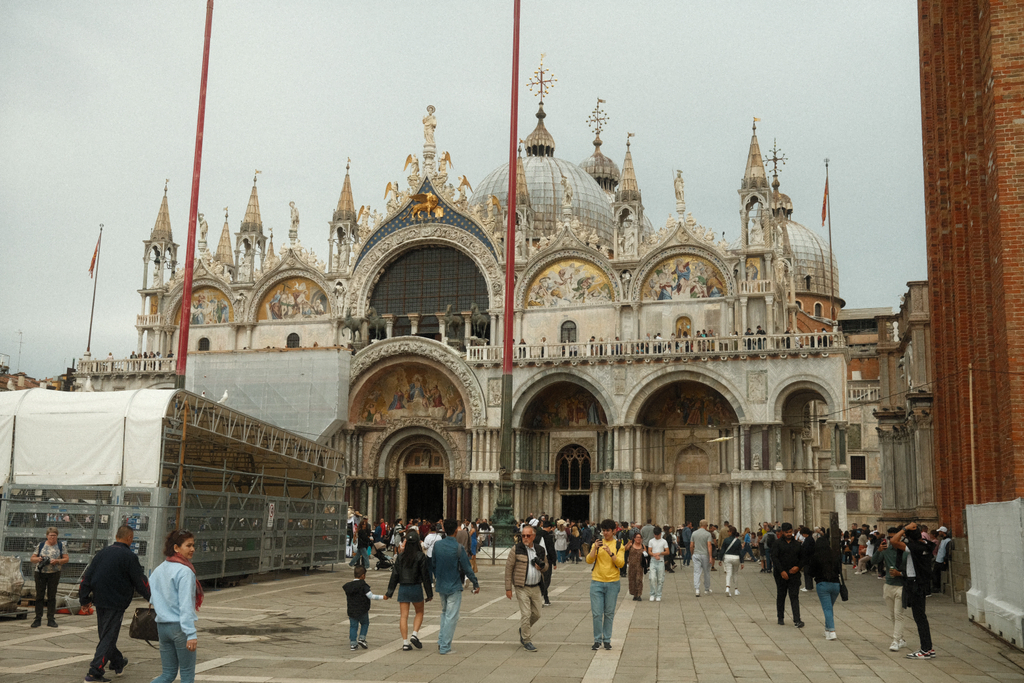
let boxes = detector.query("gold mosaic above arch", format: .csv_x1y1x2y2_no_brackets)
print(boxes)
256,277,330,321
641,254,728,301
173,286,232,325
525,259,615,308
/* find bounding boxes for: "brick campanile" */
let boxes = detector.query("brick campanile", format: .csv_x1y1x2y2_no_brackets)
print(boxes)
918,0,1024,537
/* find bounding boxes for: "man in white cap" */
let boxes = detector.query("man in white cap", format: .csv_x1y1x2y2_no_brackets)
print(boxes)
931,526,951,595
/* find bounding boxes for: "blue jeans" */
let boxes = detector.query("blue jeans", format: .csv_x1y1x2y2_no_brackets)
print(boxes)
764,550,773,572
348,613,369,645
816,581,841,631
649,560,665,598
557,549,567,564
150,622,197,683
590,580,620,644
436,591,462,654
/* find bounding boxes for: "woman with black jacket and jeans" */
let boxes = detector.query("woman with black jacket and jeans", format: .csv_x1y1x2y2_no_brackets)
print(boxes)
386,530,433,651
808,537,843,641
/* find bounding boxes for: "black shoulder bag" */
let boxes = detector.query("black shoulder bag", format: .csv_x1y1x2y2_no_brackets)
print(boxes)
129,606,159,646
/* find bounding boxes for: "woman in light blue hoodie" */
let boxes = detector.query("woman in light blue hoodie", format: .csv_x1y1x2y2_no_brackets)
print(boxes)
149,529,203,683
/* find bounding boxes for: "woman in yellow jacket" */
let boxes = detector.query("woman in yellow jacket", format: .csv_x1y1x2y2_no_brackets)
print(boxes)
586,519,627,650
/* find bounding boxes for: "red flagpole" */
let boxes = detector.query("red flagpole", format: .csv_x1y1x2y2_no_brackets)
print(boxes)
175,0,215,387
494,0,522,543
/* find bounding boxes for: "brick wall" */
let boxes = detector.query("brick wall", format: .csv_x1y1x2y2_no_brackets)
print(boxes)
918,0,1024,539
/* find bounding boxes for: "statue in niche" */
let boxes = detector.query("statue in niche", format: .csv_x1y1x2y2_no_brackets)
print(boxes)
623,215,637,256
515,223,525,258
422,105,437,145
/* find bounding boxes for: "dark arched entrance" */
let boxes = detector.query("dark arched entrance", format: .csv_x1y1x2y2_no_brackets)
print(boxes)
557,444,592,521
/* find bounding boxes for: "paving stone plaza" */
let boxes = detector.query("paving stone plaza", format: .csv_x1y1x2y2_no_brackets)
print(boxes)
1,557,1022,683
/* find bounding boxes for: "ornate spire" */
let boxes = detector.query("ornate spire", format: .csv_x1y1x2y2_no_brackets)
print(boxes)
150,179,173,241
616,133,640,202
264,229,280,270
515,144,530,207
524,55,557,157
215,207,233,264
335,159,356,222
581,98,619,192
241,170,263,231
743,118,768,189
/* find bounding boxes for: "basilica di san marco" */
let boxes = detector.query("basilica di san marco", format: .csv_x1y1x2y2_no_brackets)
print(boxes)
79,87,857,534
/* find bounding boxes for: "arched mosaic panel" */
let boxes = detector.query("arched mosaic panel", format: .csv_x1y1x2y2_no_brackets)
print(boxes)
256,277,330,321
641,255,728,301
355,365,466,427
525,259,615,307
523,383,607,429
173,286,232,325
639,381,737,428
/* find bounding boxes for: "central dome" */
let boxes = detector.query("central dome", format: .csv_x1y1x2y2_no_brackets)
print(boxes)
470,156,617,244
782,219,840,299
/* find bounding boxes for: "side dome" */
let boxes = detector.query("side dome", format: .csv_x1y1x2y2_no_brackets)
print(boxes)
470,156,617,244
782,219,840,299
580,136,619,194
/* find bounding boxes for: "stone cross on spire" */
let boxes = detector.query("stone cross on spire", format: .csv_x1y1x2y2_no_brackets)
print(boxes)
587,98,608,148
764,138,787,181
527,54,557,103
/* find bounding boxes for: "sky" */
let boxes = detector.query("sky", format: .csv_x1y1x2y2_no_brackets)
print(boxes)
0,2,926,380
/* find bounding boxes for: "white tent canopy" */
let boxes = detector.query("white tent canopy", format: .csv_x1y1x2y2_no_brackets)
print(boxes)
0,389,175,487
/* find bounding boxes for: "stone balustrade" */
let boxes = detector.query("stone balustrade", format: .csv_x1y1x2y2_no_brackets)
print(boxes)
78,357,176,375
136,314,163,326
848,382,881,403
739,279,774,294
464,332,844,364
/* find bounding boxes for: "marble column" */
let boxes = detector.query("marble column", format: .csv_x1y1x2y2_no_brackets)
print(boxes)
832,479,849,531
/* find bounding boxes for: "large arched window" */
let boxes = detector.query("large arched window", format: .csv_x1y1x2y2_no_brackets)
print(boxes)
560,321,577,343
557,445,591,491
369,246,489,338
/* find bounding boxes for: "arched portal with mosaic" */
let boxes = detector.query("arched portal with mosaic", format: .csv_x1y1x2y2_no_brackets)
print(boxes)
255,277,331,321
521,382,608,430
637,380,738,429
172,286,233,325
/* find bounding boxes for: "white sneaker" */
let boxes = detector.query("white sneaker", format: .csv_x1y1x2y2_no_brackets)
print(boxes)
898,639,906,649
650,595,655,601
800,587,809,592
655,597,661,602
890,640,900,651
826,631,837,641
734,589,739,595
695,591,701,597
725,587,731,596
705,589,712,594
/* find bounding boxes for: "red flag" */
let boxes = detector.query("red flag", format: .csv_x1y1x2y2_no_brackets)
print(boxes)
88,234,100,278
821,176,829,227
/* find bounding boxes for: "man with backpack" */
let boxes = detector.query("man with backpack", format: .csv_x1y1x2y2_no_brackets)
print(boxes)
29,527,69,628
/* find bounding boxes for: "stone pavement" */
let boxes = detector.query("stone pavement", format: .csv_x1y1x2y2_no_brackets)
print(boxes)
1,557,1022,683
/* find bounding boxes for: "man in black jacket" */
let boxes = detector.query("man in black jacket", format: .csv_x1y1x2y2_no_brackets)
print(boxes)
538,518,557,606
80,525,151,682
892,522,936,659
770,522,804,628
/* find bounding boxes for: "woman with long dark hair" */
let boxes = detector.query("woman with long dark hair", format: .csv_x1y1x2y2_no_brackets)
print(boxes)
149,529,204,683
385,530,433,650
626,531,645,601
808,535,843,641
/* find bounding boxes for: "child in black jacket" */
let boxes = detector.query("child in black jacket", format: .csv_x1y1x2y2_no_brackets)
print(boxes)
342,566,386,650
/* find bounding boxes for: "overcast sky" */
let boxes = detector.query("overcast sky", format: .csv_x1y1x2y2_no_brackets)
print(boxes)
0,2,925,379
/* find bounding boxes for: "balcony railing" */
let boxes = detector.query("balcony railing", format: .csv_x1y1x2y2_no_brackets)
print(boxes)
136,314,163,326
78,358,176,375
465,332,844,364
738,279,774,294
848,383,881,403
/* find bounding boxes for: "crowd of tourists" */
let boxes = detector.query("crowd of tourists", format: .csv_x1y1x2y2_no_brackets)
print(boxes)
25,513,951,682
